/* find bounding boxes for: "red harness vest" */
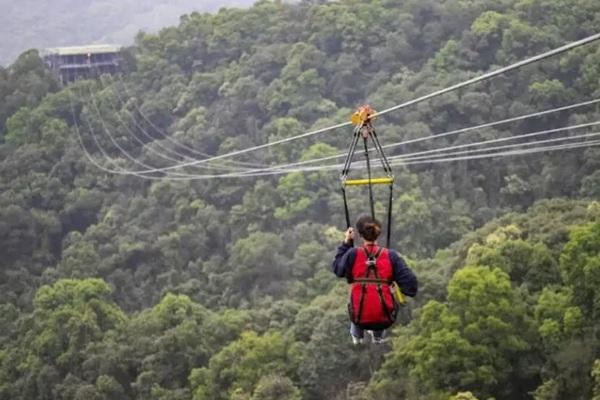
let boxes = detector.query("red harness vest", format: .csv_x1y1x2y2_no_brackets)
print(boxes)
348,245,397,330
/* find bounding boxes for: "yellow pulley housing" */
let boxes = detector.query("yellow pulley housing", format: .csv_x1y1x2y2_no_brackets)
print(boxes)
351,105,376,126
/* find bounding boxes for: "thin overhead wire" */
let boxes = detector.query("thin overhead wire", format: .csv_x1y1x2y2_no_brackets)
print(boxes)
75,92,600,180
111,74,267,169
232,98,600,174
374,33,600,117
75,89,600,180
82,85,199,176
208,124,600,178
395,139,600,166
395,131,600,162
167,136,600,179
228,137,600,177
386,120,600,161
87,83,188,165
96,75,262,172
74,32,600,178
138,31,600,172
70,89,235,179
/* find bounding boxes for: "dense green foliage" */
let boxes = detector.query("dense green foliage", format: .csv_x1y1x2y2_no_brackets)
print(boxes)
1,0,600,399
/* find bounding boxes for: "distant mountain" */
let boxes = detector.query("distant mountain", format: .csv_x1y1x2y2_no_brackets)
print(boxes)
0,0,254,65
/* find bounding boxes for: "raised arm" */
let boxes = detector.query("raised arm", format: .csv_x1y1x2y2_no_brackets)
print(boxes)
332,242,356,278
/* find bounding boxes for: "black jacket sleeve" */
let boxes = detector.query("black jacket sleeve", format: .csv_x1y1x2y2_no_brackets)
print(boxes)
389,250,418,297
332,242,356,278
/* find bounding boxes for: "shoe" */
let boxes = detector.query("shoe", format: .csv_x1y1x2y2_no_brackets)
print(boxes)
351,335,364,345
372,336,386,344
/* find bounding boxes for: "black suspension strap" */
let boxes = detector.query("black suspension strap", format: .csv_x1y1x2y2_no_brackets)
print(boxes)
370,128,394,248
386,187,393,248
363,132,376,219
341,125,362,228
369,255,394,323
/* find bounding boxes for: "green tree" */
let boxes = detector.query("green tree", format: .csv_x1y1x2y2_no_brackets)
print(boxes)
373,266,531,399
190,331,295,400
559,222,600,319
0,279,125,400
251,375,301,400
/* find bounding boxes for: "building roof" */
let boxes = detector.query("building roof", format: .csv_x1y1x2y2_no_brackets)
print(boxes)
42,44,122,56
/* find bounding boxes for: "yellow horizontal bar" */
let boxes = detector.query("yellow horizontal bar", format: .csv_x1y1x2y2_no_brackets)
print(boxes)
344,177,394,186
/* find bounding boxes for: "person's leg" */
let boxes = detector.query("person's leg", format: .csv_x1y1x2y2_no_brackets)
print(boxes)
372,330,385,339
369,329,386,344
350,322,364,344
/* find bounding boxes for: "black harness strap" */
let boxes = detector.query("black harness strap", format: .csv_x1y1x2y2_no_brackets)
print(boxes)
369,255,394,323
354,278,392,284
355,279,368,324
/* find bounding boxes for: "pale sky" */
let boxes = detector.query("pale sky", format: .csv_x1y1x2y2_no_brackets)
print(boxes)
0,0,255,65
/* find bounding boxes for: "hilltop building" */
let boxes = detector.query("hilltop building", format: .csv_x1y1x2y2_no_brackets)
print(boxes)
41,44,122,84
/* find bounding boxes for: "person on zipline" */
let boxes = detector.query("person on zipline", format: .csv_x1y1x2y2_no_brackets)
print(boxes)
332,215,418,344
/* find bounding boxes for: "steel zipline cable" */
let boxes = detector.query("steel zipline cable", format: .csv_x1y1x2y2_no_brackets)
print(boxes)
385,120,600,161
76,84,260,174
78,86,213,178
119,32,600,175
395,139,600,167
75,87,600,179
73,32,600,178
392,131,600,163
79,67,264,172
406,132,600,162
82,85,600,177
195,127,600,178
232,98,600,175
72,81,600,180
107,74,267,169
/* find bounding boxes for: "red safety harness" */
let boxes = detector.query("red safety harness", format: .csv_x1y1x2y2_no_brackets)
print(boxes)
348,244,398,330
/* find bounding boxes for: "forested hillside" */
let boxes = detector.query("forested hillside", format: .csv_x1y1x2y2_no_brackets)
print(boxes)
1,0,600,399
0,0,254,65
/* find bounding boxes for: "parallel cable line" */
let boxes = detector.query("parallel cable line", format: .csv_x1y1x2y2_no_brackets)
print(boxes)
75,33,600,177
211,124,600,178
72,70,258,175
234,138,600,177
72,87,285,180
96,74,260,172
70,89,226,179
132,32,600,173
386,120,600,161
83,86,201,177
86,82,255,173
375,33,600,117
75,88,600,180
394,139,600,166
232,98,600,174
91,83,189,165
394,131,600,162
165,135,600,180
111,74,267,169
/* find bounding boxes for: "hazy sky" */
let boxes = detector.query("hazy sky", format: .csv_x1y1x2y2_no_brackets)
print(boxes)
0,0,255,65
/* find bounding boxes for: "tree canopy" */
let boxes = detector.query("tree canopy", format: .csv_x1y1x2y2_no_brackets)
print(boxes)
1,0,600,398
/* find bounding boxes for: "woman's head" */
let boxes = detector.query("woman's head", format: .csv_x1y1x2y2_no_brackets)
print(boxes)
356,215,382,242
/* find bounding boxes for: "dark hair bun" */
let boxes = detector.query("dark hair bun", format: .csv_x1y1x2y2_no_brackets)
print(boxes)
363,223,381,238
356,215,382,241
